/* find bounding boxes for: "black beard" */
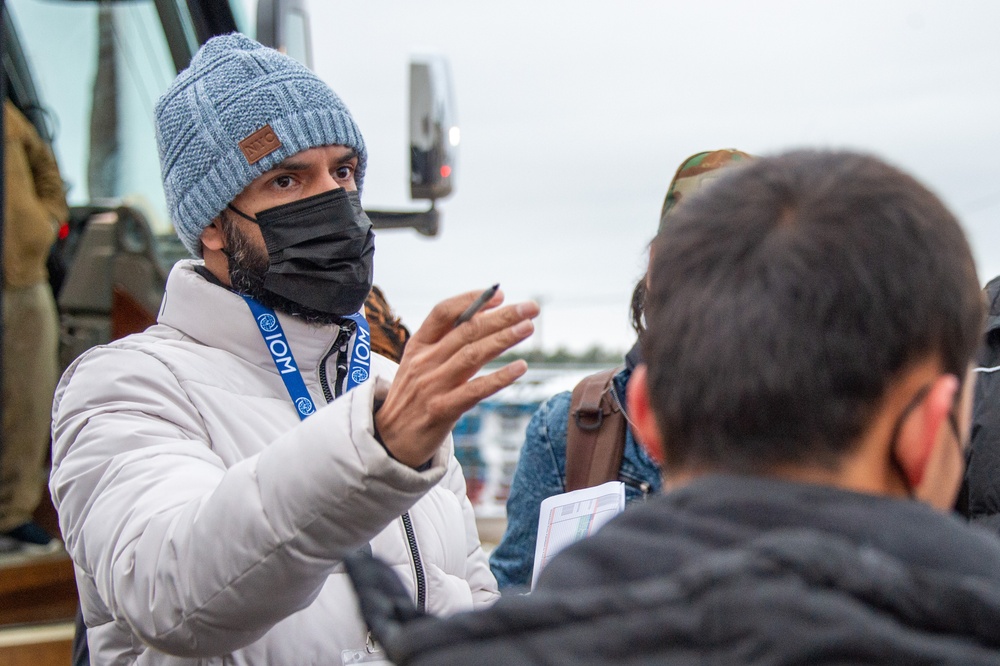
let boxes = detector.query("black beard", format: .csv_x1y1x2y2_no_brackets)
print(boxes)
221,209,346,326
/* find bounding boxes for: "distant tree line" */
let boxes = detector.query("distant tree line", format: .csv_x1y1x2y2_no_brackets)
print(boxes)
495,345,624,366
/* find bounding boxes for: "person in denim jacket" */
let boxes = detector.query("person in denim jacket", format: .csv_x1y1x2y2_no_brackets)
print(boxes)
489,343,661,589
490,149,752,590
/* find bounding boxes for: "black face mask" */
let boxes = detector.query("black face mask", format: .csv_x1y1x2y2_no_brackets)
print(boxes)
228,188,375,318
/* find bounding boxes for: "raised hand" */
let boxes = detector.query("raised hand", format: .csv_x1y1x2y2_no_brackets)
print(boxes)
375,288,539,468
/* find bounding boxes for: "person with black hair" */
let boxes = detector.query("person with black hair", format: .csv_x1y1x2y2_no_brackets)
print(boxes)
490,149,750,590
348,150,1000,664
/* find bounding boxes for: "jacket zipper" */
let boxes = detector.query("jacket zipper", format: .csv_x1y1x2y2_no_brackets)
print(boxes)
320,319,427,612
618,468,652,500
320,323,354,401
623,477,652,498
401,512,427,612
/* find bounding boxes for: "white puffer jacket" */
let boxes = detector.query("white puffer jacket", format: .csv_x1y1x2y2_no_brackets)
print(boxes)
50,260,498,665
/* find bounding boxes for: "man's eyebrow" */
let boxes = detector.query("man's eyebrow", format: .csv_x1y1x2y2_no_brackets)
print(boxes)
336,149,359,164
266,149,359,174
267,159,309,173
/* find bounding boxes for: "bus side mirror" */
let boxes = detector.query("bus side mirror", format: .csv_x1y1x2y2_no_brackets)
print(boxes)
256,0,312,68
409,56,458,201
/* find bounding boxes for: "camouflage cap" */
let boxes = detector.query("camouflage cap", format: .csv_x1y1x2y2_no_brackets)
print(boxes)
659,149,753,233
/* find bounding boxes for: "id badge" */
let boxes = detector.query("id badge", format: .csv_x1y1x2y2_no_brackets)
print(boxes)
341,633,393,665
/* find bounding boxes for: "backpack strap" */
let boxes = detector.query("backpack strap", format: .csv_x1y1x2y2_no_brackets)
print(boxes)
565,367,627,492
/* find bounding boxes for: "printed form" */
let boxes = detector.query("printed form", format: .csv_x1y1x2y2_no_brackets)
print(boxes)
531,481,625,588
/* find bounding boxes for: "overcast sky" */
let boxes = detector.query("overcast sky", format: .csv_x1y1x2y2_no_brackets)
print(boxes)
309,0,1000,353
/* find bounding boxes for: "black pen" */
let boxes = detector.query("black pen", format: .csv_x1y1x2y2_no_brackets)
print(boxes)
454,284,500,327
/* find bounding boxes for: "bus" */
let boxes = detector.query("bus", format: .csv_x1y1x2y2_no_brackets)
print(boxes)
0,1,457,658
3,0,457,370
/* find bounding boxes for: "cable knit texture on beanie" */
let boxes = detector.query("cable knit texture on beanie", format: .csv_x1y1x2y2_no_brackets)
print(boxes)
155,33,367,256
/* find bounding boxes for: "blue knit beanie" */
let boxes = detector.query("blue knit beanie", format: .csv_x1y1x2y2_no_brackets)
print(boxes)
155,33,367,256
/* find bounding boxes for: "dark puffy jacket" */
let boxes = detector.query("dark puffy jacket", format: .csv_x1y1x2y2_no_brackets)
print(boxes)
351,476,1000,665
962,275,1000,533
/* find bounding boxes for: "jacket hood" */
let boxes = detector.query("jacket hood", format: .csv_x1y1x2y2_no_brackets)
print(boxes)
377,527,1000,665
353,475,1000,665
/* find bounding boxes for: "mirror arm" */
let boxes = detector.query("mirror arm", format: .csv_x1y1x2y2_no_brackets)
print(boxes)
367,203,440,237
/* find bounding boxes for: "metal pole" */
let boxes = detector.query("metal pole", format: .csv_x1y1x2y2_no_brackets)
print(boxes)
367,205,440,237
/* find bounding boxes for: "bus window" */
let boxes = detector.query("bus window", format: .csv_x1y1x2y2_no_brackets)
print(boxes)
8,0,178,234
282,8,308,66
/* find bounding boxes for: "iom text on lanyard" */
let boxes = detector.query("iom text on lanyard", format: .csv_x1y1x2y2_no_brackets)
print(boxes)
243,296,372,420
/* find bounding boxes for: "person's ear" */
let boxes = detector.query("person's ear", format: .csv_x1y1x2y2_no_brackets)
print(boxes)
894,374,959,501
626,364,664,465
199,216,235,287
201,217,225,252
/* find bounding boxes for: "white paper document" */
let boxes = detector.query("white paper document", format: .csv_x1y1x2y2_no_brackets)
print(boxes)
531,481,626,588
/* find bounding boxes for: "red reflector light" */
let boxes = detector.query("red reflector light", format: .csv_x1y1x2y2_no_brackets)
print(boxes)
440,165,452,179
58,222,70,240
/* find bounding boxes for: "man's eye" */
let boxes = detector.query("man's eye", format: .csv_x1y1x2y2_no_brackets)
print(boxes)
273,175,295,188
335,165,354,180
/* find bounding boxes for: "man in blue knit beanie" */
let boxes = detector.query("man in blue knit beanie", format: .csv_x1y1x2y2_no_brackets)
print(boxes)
50,33,537,664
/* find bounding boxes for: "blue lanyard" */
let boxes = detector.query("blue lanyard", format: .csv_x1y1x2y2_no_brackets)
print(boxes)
243,297,371,420
342,312,373,392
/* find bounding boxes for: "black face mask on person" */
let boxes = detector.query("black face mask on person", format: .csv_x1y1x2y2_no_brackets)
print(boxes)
225,188,375,323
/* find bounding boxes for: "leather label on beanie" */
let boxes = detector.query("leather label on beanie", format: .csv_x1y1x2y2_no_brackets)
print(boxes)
239,124,282,164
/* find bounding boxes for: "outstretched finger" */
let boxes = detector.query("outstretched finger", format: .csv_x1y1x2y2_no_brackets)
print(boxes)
439,360,530,416
409,289,506,347
432,300,540,363
431,312,535,384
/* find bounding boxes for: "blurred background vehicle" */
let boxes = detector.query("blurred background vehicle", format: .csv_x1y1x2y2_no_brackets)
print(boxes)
0,1,467,661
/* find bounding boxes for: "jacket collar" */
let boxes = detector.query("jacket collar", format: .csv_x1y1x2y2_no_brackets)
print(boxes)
157,260,347,374
666,474,1000,581
985,274,1000,335
624,340,642,371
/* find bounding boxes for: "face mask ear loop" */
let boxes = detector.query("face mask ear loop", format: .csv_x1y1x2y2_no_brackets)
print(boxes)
218,207,252,261
888,383,933,498
227,203,258,224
